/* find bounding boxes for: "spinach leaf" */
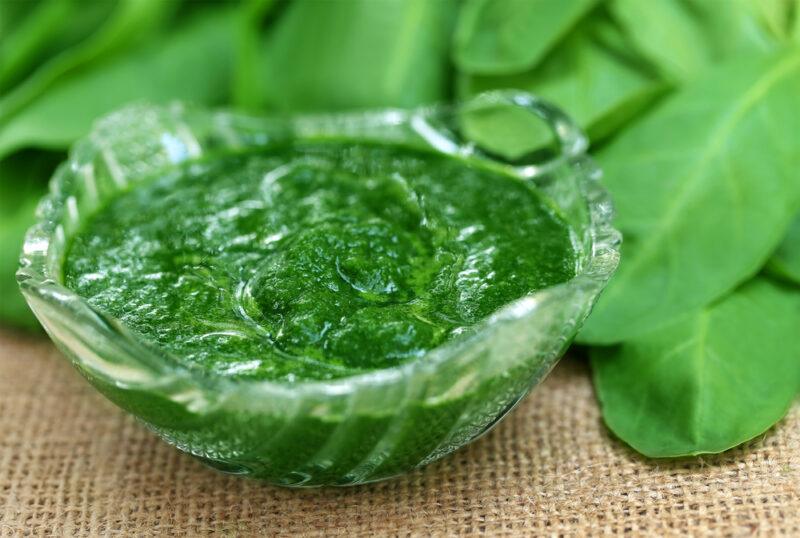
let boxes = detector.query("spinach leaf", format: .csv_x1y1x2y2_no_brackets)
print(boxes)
0,8,237,158
0,0,175,125
0,151,62,329
453,0,597,75
258,0,457,112
591,277,800,458
0,0,77,92
0,197,41,329
794,0,800,41
767,214,800,285
0,0,32,35
232,0,279,111
578,51,800,344
458,14,666,157
611,0,778,81
750,0,797,41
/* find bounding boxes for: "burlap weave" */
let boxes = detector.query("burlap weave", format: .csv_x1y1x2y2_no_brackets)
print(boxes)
1,328,798,537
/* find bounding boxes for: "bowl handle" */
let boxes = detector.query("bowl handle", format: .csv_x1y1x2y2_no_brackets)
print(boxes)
412,90,589,177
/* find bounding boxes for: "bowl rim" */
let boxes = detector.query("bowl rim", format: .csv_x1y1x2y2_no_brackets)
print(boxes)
17,90,621,399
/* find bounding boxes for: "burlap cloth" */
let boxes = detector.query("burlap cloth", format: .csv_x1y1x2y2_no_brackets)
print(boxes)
1,328,798,537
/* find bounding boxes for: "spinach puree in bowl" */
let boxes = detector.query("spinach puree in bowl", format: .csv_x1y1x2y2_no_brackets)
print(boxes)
63,142,577,381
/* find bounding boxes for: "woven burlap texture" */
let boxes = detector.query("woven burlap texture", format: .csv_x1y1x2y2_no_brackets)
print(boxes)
1,329,798,537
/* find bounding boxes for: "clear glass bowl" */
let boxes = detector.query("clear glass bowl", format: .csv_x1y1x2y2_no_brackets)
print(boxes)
18,91,620,487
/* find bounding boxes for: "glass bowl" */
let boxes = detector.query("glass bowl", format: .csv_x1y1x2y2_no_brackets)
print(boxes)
18,91,620,487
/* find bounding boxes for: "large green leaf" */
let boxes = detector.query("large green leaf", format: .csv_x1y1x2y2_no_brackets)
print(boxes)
0,8,236,158
579,52,800,344
0,151,62,329
0,0,175,123
457,15,665,157
767,214,800,285
591,277,800,457
0,0,133,93
749,0,797,42
0,0,78,91
453,0,597,75
0,196,42,329
258,0,457,112
611,0,778,81
794,0,800,41
232,0,279,111
0,0,33,35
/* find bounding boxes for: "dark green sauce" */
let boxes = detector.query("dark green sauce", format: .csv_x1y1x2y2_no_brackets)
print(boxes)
63,142,576,382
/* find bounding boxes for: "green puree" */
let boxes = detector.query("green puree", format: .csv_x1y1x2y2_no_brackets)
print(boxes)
63,142,576,382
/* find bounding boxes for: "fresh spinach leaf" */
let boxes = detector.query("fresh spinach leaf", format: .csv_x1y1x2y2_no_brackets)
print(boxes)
453,0,597,75
232,0,279,111
0,0,175,125
0,0,77,92
591,277,800,458
610,0,778,81
579,51,800,344
259,0,457,112
750,0,797,41
0,195,42,330
767,214,800,285
457,15,666,157
0,150,62,329
0,8,237,158
0,198,41,329
0,0,33,35
794,0,800,41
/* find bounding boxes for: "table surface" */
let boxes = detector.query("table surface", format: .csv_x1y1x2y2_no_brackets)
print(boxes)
1,328,798,536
